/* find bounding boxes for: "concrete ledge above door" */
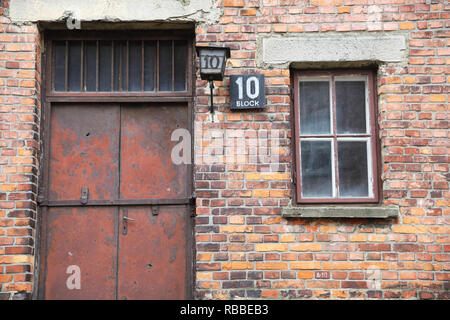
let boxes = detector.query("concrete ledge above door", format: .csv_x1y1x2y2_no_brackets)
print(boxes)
8,0,220,24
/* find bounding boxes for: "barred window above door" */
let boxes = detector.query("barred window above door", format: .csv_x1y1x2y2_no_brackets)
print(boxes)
51,37,189,93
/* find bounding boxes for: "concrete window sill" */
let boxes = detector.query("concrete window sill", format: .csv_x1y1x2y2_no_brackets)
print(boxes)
282,206,399,219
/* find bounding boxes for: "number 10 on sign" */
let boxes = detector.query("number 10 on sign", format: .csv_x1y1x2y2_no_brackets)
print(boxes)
230,74,265,110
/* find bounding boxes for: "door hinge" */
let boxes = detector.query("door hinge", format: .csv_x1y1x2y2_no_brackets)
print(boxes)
37,186,45,204
190,197,196,217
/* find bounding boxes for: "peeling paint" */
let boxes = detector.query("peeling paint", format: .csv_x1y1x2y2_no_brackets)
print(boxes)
9,0,220,24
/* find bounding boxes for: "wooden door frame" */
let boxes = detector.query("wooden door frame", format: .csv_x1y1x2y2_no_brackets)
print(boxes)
34,29,196,300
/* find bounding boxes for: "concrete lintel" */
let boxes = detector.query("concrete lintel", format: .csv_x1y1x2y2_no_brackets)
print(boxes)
282,206,399,219
9,0,220,24
259,34,407,68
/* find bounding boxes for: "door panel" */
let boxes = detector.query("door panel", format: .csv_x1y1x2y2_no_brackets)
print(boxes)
120,104,189,199
48,104,120,201
43,207,117,300
117,206,188,300
40,103,192,300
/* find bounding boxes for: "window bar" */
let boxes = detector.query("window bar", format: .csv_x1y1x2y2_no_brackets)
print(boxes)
365,78,370,135
80,41,84,92
299,132,371,139
126,40,129,91
64,40,68,92
52,41,57,92
172,40,175,92
188,41,192,91
186,41,190,91
156,40,159,92
83,41,87,92
96,40,99,92
331,75,339,198
51,41,54,91
369,74,377,198
366,139,373,198
141,40,145,92
111,41,114,92
118,42,122,91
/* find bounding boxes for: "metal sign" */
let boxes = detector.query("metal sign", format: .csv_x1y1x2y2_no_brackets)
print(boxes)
196,46,230,81
230,74,265,110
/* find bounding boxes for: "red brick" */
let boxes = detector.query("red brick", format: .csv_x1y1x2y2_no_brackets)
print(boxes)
224,0,244,7
5,61,19,69
0,0,447,301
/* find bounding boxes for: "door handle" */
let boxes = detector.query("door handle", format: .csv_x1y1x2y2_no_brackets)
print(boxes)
122,209,134,235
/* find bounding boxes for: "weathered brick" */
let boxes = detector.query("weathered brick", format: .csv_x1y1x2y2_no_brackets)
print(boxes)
224,0,244,7
290,262,321,270
290,243,322,252
0,0,447,302
255,262,287,270
255,244,288,252
222,262,253,270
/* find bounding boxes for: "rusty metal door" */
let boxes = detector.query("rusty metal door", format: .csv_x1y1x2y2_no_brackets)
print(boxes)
38,103,193,300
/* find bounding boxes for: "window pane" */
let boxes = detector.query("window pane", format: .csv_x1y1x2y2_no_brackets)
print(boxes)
85,41,96,92
338,141,369,197
99,41,112,92
144,41,156,91
301,140,333,197
159,40,173,91
336,81,367,134
299,81,330,135
128,41,142,91
174,40,187,91
68,41,81,92
54,41,66,92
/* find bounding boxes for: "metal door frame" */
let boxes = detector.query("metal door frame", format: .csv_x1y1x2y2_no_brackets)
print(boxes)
34,29,196,300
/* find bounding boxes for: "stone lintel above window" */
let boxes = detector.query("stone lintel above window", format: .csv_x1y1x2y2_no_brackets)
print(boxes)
258,34,407,68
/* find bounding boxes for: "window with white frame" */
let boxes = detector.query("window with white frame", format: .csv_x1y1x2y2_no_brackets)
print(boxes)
293,70,379,203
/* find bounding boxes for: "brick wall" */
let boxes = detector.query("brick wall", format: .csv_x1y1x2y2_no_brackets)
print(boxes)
194,0,449,299
0,0,40,300
0,0,448,300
